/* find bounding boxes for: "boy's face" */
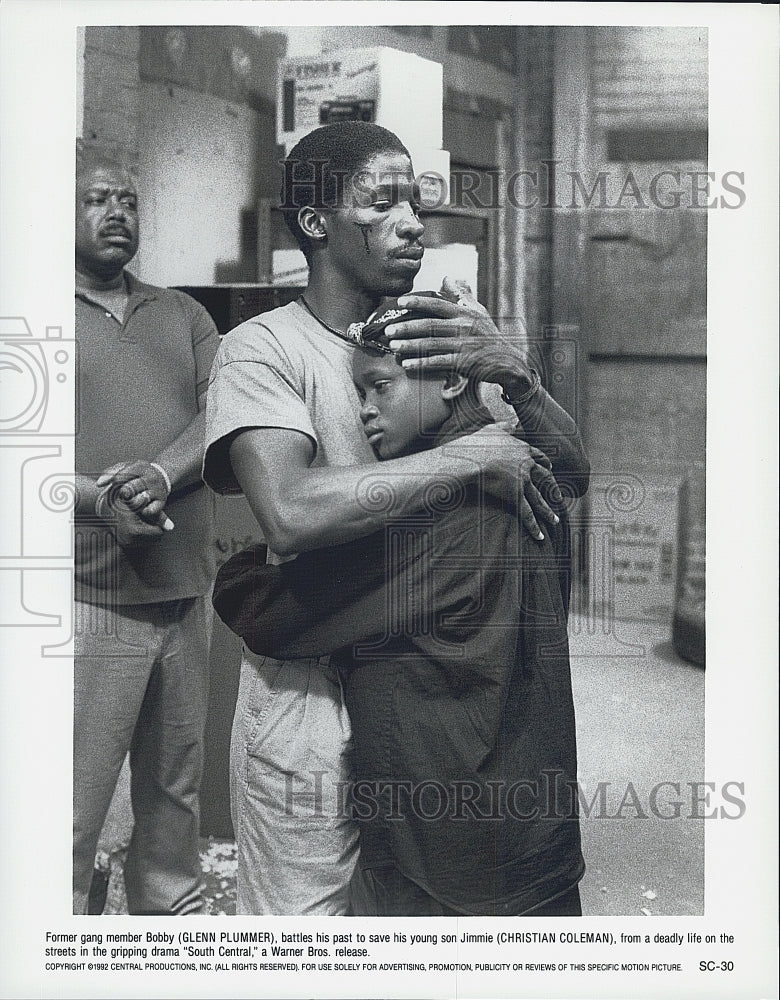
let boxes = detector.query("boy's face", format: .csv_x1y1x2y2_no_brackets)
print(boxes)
322,150,425,299
352,349,450,460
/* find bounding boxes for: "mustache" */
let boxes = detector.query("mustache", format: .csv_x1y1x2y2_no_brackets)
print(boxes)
390,244,424,259
101,224,132,238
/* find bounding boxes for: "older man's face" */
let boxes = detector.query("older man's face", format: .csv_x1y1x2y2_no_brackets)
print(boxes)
75,162,139,280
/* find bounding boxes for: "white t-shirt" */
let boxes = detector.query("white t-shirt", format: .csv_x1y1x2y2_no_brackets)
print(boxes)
205,300,370,914
204,298,376,496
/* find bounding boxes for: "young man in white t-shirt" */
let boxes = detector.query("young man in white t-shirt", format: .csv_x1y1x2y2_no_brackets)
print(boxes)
203,121,578,914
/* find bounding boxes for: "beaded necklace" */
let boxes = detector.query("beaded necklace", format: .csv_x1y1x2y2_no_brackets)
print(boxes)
298,295,364,346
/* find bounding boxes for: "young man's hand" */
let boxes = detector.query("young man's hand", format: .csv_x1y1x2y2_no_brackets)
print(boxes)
442,422,561,542
382,277,536,396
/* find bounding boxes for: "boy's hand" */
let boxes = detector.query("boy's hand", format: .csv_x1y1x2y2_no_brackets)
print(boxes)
384,278,536,394
444,422,560,541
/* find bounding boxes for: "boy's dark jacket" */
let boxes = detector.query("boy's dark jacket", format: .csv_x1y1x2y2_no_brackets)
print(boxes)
213,405,584,915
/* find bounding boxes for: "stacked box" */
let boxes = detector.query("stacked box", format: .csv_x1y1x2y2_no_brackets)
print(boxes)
277,46,449,205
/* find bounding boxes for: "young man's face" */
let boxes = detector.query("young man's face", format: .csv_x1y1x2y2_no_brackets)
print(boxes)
352,348,450,460
323,150,425,299
75,163,139,280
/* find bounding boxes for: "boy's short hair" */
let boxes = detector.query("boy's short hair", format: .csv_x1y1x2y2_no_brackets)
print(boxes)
280,122,410,259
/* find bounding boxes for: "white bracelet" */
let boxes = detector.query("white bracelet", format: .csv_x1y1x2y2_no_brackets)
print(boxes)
94,486,110,520
149,462,172,495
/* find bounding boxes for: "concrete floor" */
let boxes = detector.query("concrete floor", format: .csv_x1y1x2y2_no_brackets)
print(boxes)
570,614,705,916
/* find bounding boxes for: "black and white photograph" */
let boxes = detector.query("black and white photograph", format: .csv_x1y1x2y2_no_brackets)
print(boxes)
0,3,776,999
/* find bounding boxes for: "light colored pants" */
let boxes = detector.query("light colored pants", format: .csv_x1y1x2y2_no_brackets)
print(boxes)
73,597,209,915
230,649,358,914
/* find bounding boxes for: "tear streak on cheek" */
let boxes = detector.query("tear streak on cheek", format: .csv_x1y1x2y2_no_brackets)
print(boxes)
354,223,373,255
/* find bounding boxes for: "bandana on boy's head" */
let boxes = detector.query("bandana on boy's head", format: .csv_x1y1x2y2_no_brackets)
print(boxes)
346,291,443,354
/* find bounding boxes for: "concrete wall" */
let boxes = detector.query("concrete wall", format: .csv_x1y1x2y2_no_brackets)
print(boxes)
81,27,141,166
136,84,264,286
585,27,708,483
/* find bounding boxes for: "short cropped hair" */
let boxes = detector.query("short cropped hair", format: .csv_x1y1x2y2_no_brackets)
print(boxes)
279,121,410,259
75,139,136,184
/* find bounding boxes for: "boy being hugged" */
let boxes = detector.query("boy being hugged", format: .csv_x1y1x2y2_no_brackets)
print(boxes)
214,301,585,918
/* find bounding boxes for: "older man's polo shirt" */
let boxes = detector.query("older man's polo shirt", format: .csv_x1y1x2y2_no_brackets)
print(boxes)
75,273,219,605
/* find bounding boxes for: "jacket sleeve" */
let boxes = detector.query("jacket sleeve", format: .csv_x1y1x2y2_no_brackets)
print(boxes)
212,532,415,658
510,351,590,499
212,495,520,665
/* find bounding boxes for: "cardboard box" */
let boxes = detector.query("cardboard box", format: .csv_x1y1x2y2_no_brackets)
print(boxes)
578,473,681,623
277,46,444,156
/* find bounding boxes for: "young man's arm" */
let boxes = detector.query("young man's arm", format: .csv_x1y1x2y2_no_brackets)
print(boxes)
212,531,394,658
504,381,590,498
228,421,552,556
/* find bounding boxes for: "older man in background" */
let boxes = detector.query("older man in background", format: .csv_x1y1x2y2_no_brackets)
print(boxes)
72,150,219,914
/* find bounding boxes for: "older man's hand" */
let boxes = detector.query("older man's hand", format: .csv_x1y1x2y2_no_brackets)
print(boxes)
97,460,174,530
94,484,171,546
